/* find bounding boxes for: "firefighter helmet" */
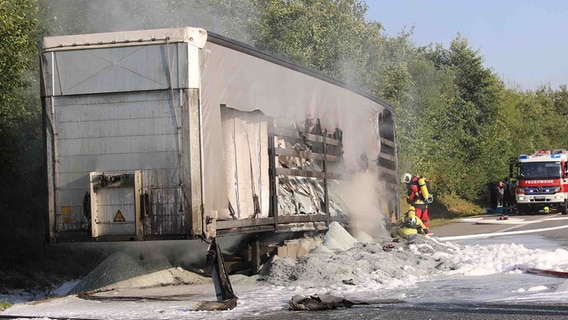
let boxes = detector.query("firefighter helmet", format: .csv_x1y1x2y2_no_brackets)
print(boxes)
401,173,413,184
403,206,417,227
407,206,416,218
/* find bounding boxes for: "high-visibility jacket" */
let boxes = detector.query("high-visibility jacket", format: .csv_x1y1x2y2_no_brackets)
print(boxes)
394,215,426,238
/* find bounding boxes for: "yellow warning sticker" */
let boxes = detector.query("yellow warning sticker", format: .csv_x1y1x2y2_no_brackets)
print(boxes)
62,206,72,224
113,210,126,222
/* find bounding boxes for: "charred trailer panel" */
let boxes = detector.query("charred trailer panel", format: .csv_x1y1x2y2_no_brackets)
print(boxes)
200,34,399,237
40,27,399,243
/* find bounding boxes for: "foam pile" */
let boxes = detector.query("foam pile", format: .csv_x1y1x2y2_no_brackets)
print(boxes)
260,222,460,290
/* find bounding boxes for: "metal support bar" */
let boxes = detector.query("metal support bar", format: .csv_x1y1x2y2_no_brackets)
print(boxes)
268,120,279,225
250,235,260,275
323,129,329,224
275,168,343,180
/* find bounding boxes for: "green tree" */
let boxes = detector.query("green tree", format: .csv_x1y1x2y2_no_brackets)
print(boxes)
252,0,373,81
0,0,39,132
0,0,44,268
419,35,504,201
0,0,41,184
397,51,454,189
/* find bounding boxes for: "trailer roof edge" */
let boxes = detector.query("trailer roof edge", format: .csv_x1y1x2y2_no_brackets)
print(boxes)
206,31,396,112
41,26,208,51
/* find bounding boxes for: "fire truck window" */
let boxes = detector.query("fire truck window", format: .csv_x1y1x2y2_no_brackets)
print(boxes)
520,162,562,179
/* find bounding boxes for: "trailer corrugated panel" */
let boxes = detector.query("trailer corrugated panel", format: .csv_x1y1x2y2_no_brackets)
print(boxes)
42,28,206,241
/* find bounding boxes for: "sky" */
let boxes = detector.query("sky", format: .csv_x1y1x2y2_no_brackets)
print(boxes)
4,219,568,319
365,0,568,91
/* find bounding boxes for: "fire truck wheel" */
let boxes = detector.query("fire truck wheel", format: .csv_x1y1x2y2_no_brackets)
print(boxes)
561,201,568,215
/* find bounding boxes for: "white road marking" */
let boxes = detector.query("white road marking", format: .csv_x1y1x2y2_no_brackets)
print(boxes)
437,213,568,241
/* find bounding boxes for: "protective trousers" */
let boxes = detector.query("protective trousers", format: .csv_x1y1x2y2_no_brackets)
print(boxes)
414,203,429,228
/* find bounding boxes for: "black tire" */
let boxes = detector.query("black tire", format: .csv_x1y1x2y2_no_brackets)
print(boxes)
561,201,568,215
517,204,528,215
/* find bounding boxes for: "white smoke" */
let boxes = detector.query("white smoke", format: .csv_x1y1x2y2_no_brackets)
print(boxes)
336,171,390,239
45,0,256,42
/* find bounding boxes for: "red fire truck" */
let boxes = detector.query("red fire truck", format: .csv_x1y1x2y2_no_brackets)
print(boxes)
515,150,568,214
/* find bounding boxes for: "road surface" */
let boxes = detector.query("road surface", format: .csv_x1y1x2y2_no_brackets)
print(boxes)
432,212,568,246
4,212,568,320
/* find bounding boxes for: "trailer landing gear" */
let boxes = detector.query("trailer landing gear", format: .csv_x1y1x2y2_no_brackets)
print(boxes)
194,238,238,311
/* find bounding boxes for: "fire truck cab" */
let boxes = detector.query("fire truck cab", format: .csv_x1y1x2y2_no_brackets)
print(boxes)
515,149,568,214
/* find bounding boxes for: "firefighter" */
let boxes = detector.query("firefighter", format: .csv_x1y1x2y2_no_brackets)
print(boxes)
391,206,427,238
401,173,433,234
509,177,518,208
502,177,515,215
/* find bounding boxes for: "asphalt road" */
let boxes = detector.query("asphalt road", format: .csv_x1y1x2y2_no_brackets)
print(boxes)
431,212,568,246
249,302,568,320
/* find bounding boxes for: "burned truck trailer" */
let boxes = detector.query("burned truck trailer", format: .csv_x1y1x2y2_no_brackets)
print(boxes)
40,27,398,243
